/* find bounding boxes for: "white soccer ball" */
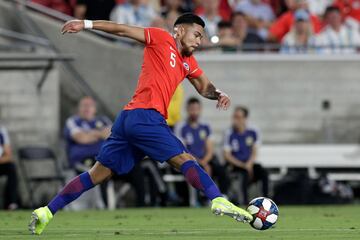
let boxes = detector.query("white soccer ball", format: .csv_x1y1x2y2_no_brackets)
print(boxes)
247,197,279,230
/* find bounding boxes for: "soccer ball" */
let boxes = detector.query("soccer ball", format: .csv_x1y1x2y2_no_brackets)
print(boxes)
247,197,279,230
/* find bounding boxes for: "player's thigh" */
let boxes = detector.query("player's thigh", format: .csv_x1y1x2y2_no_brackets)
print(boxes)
97,134,144,176
129,113,191,166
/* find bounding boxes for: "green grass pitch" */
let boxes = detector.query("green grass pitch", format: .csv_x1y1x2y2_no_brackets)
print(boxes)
1,205,359,240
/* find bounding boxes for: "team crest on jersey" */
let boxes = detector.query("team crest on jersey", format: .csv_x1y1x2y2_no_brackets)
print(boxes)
183,62,190,71
246,136,254,146
199,129,207,140
96,120,104,129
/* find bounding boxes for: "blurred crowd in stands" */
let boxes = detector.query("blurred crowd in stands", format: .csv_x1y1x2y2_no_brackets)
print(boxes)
30,0,360,53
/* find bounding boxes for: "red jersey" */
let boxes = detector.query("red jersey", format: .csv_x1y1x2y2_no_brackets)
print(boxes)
124,28,203,119
334,0,360,22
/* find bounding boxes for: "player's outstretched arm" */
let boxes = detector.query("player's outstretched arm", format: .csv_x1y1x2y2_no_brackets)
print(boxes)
61,20,145,44
189,73,230,110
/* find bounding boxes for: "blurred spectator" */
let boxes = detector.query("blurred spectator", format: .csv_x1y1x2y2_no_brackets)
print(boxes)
196,0,232,21
199,0,223,40
175,98,229,197
315,6,360,53
268,0,322,42
0,124,18,210
223,106,268,205
110,0,158,27
32,0,73,15
74,0,115,20
334,0,360,22
64,97,111,209
64,97,147,207
64,96,111,169
266,0,291,17
161,0,186,17
308,0,334,17
234,0,275,39
217,21,239,51
150,16,167,29
161,0,186,30
281,9,317,53
164,11,181,31
230,12,265,51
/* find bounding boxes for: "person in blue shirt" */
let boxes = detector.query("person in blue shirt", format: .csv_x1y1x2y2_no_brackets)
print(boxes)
64,96,112,169
175,97,229,196
64,96,146,207
0,124,18,210
223,106,268,204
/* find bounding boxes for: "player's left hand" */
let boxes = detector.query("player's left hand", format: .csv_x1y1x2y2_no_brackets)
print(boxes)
61,20,84,34
216,91,230,110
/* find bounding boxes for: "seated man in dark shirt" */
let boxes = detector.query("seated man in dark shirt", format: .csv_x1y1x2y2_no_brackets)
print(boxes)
223,106,268,204
64,96,112,170
175,97,229,197
65,96,146,207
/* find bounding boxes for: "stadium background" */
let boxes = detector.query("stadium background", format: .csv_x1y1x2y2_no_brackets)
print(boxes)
1,0,360,239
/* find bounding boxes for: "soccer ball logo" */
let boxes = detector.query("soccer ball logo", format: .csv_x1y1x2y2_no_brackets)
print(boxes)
247,197,279,230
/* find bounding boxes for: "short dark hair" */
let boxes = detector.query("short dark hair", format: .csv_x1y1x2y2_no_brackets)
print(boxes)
187,97,201,106
174,13,205,28
234,105,249,118
231,11,246,23
218,21,232,29
324,6,340,16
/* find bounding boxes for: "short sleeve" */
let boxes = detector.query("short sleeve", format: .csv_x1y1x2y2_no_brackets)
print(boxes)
251,128,261,146
187,56,203,79
0,127,10,145
223,129,232,152
101,116,113,127
144,27,171,46
204,124,213,141
174,121,186,143
65,117,82,137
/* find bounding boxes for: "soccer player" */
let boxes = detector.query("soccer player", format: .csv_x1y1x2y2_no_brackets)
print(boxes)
29,13,253,235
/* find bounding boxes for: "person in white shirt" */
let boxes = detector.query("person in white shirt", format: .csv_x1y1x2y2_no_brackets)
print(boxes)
308,0,334,17
199,0,223,39
235,0,275,39
110,0,158,27
316,6,360,54
281,9,317,54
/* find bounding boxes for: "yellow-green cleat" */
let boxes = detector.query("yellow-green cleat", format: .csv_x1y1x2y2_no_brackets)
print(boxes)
28,206,53,235
211,197,253,223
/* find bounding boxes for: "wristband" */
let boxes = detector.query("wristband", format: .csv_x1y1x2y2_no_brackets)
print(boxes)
84,20,93,29
216,89,228,98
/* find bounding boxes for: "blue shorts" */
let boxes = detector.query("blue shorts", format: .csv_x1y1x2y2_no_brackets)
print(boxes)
96,109,187,175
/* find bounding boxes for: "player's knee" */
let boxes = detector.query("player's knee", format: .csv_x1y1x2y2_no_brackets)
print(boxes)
88,162,113,185
168,153,196,171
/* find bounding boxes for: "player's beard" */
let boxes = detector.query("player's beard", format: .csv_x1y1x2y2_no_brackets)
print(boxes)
182,47,193,57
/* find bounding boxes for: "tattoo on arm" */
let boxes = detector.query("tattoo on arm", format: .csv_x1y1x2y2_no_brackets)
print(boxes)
203,83,220,100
